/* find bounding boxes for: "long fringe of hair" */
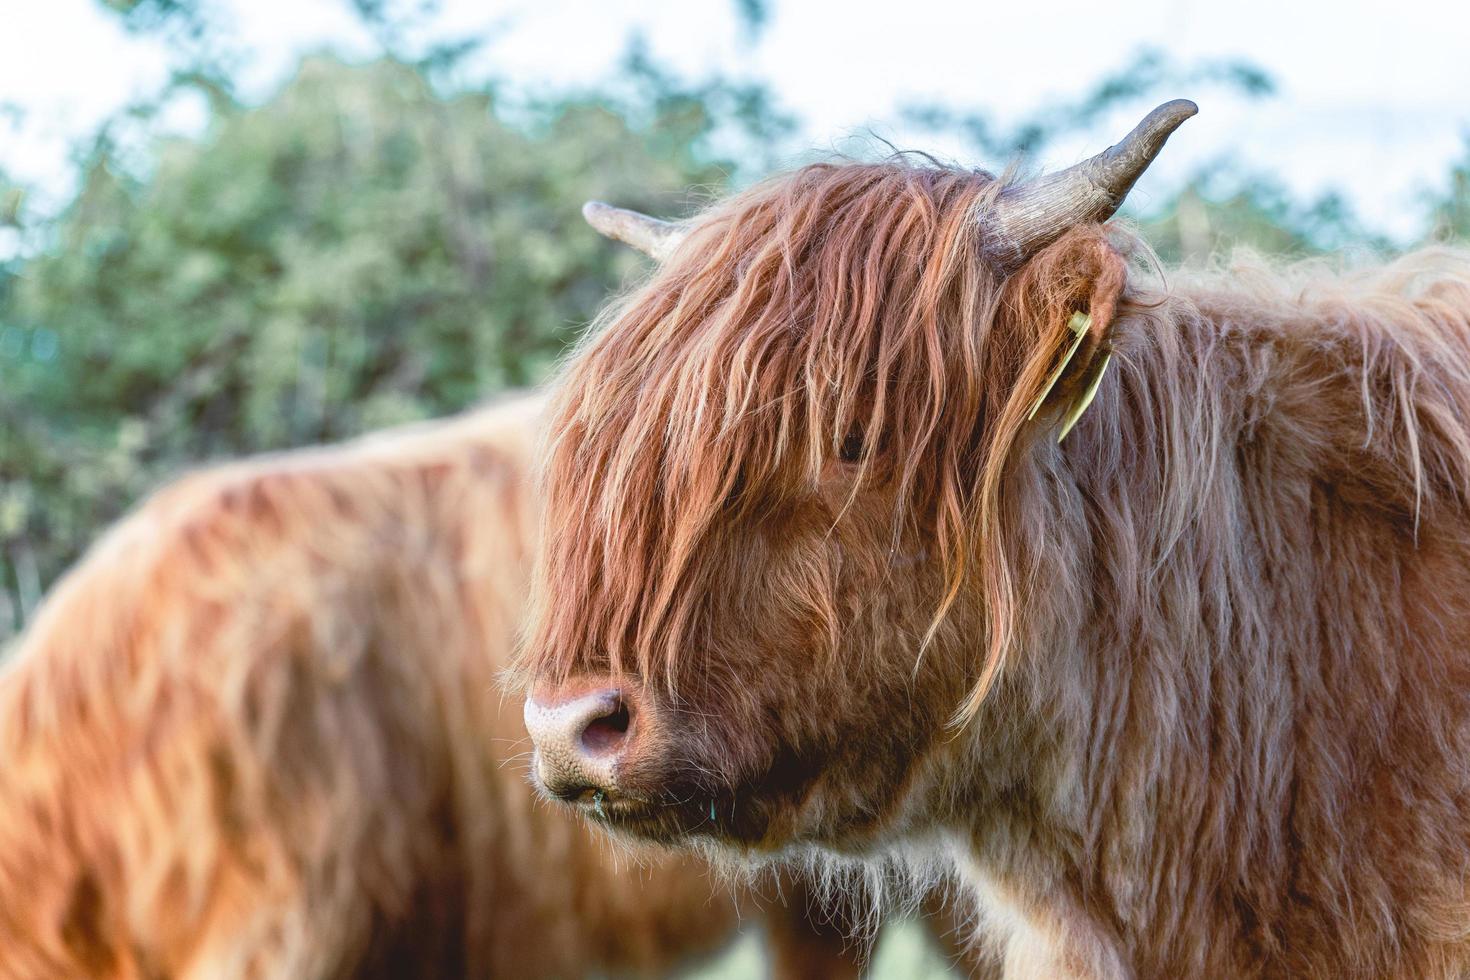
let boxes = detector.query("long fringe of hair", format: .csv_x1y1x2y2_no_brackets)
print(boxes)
533,158,1129,697
534,155,1470,724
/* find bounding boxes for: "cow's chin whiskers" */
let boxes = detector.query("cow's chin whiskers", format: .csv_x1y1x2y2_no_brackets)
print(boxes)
684,832,962,943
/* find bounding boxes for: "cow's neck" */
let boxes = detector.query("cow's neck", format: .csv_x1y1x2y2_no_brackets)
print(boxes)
942,268,1470,975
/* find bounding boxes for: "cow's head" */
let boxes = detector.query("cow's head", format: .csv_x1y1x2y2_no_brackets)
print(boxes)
519,102,1195,856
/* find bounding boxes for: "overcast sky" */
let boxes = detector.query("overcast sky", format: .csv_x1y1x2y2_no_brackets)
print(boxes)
1,0,1466,246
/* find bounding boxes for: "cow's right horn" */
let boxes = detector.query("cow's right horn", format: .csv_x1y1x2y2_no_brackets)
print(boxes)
979,99,1198,273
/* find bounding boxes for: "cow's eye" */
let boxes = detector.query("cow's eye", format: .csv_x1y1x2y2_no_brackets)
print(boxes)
838,427,864,463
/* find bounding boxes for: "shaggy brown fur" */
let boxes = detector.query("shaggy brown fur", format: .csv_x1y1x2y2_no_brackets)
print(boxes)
0,392,866,978
523,157,1470,977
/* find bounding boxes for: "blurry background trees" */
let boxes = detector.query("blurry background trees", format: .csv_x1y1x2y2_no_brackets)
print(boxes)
3,0,1470,643
0,2,789,635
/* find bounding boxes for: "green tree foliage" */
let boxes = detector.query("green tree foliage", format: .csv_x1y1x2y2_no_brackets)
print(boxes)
0,54,765,639
1428,135,1470,243
1139,172,1393,265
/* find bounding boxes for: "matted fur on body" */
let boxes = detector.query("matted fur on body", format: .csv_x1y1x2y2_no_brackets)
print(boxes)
521,153,1470,978
0,393,865,978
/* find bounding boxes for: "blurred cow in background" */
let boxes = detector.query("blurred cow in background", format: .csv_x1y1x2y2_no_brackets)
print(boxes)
0,392,891,978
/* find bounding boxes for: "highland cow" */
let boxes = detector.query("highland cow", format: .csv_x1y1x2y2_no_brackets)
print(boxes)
521,99,1470,977
0,393,871,978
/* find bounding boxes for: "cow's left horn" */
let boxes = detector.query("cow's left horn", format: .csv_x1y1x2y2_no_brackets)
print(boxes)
980,99,1198,272
582,201,687,261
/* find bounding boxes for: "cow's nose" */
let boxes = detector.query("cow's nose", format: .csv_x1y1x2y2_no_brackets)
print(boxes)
523,687,634,800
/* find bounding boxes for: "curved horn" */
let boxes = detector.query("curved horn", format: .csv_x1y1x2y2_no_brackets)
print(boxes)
981,99,1198,272
582,201,687,261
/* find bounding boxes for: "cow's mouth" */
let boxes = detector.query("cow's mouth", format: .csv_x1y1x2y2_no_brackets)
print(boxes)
571,780,782,850
580,790,727,843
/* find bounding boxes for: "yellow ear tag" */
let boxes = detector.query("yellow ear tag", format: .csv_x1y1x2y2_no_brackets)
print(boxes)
1027,311,1092,421
1056,349,1112,443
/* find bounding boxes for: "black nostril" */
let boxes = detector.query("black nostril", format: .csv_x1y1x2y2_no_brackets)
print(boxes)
580,699,632,754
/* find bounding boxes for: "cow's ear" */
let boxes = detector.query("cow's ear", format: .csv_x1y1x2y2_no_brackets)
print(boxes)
1000,227,1127,439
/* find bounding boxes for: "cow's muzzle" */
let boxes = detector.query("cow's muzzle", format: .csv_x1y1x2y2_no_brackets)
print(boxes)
523,684,637,803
